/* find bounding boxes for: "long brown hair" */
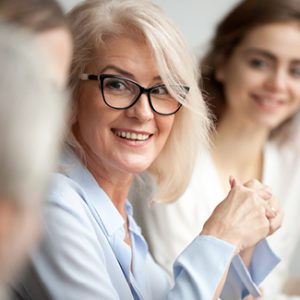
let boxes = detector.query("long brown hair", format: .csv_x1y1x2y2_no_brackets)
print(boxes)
202,0,300,136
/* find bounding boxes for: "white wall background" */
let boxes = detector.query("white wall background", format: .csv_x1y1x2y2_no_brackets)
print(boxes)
58,0,300,278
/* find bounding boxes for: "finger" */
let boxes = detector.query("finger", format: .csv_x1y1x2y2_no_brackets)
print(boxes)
269,209,284,235
265,206,278,219
244,179,270,191
258,189,272,201
229,176,241,189
243,178,262,189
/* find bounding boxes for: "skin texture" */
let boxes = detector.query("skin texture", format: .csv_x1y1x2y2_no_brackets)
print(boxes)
201,178,281,253
74,36,175,217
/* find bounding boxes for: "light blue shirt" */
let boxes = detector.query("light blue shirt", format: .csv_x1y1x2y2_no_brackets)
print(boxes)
14,149,280,300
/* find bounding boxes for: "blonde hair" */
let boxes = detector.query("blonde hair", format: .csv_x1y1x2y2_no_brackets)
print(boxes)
67,0,211,202
0,24,68,203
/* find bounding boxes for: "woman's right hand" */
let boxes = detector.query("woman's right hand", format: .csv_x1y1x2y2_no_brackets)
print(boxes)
201,177,282,253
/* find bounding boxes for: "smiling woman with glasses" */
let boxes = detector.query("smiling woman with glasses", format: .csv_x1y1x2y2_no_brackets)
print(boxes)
14,1,282,299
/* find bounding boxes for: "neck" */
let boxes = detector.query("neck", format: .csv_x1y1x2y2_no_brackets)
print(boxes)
87,157,132,218
216,109,270,155
212,111,270,189
76,147,133,220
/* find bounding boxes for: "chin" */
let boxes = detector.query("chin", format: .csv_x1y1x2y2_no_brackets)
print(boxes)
253,115,285,131
121,161,151,175
118,155,153,175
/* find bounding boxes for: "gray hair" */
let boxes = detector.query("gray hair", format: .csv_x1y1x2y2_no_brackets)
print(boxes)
0,24,68,203
67,0,211,203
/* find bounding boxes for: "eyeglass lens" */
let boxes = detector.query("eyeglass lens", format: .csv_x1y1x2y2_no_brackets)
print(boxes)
102,76,181,114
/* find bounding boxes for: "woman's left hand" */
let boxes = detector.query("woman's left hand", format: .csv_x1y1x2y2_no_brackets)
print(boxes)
242,179,283,236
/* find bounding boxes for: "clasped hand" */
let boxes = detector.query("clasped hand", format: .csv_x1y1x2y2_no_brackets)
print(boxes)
201,177,283,253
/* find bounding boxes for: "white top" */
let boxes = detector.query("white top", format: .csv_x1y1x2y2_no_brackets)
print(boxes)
132,141,300,299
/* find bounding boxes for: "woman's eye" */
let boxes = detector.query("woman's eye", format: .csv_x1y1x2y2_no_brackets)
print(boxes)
151,86,169,95
105,79,128,91
248,58,269,69
290,67,300,78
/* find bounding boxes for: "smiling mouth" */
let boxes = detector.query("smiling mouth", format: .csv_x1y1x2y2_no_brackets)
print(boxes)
252,94,286,111
112,129,152,141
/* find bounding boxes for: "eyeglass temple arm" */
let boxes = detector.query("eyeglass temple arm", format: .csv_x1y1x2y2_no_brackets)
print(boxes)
79,74,99,81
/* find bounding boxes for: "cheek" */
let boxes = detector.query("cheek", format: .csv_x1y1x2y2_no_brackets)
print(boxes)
157,116,175,145
224,60,262,91
288,96,300,116
224,69,263,105
77,92,106,136
293,87,300,105
77,100,124,151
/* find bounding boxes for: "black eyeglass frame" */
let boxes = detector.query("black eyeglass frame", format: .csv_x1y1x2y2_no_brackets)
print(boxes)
80,73,189,116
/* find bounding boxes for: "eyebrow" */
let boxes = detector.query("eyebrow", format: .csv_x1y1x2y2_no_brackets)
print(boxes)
243,48,276,61
243,47,300,64
100,65,162,81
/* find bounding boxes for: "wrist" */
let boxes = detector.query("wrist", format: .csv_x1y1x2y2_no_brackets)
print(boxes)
201,224,241,254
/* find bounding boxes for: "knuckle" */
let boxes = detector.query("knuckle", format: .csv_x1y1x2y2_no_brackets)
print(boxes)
260,206,266,215
244,179,256,188
245,189,255,199
252,178,260,185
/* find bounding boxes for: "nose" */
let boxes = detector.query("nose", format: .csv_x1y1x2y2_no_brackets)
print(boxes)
125,93,154,121
265,68,288,92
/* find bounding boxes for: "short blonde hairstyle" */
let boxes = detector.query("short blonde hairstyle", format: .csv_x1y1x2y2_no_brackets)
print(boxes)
0,24,68,203
67,0,211,203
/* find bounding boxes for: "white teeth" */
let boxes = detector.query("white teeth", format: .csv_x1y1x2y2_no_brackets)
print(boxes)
257,97,284,104
114,130,150,141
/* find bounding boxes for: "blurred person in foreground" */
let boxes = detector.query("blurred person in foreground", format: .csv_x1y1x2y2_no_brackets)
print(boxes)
0,0,73,88
13,1,283,299
0,25,68,299
132,0,300,298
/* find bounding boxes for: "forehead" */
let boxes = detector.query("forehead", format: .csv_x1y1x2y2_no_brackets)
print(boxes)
91,36,158,74
238,22,300,59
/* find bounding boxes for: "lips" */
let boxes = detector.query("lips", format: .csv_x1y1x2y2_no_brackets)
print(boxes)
111,129,152,141
252,93,286,111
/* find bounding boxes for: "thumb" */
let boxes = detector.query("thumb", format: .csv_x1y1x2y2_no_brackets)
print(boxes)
229,176,242,189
